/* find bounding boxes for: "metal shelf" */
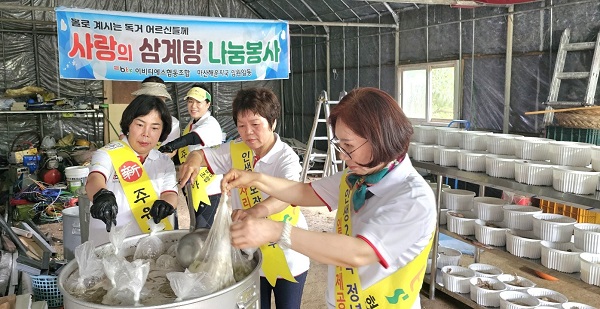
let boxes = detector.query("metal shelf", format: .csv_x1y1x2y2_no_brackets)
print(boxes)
415,160,600,306
438,226,600,295
0,109,99,114
412,161,600,209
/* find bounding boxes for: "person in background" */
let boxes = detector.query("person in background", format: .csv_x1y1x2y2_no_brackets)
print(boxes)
158,85,223,229
178,87,309,309
130,76,180,153
211,87,436,309
86,95,178,245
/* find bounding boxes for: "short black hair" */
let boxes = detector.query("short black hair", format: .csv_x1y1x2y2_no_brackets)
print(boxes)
232,87,279,128
142,76,165,84
120,95,172,142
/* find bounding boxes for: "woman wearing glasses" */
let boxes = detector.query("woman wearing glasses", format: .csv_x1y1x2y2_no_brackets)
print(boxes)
158,85,223,229
178,87,309,309
204,87,437,309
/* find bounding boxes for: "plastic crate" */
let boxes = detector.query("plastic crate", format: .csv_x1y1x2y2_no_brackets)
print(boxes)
546,125,600,145
31,275,63,307
539,199,600,223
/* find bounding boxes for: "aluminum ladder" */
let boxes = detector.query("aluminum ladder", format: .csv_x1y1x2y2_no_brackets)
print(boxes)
546,28,600,107
300,90,344,182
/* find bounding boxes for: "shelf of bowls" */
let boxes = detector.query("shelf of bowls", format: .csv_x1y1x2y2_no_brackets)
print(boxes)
411,125,600,309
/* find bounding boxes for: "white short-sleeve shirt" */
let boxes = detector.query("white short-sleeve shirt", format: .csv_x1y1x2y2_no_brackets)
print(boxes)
203,134,310,277
310,156,437,309
88,139,178,246
185,111,223,196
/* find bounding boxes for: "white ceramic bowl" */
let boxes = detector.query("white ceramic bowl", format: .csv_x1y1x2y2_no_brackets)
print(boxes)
442,188,475,211
526,288,568,308
474,197,507,221
513,160,555,186
410,143,435,162
429,182,452,205
503,205,543,231
457,150,488,172
592,145,600,172
486,154,517,178
474,220,507,246
505,229,542,259
408,141,421,158
468,263,503,278
469,276,506,307
574,223,600,253
447,211,477,235
436,127,463,147
552,166,600,195
540,241,583,273
437,246,462,269
579,252,600,286
441,265,475,293
513,137,552,160
412,125,437,144
487,134,523,155
561,302,597,309
532,213,577,243
459,131,492,151
499,290,540,309
548,141,592,167
496,274,535,291
434,146,460,167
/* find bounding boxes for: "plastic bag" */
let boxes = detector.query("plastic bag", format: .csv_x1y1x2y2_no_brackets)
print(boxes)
166,269,216,301
98,223,131,258
231,248,254,282
67,241,104,294
156,254,183,272
188,194,235,292
102,254,127,288
133,220,165,260
102,259,150,306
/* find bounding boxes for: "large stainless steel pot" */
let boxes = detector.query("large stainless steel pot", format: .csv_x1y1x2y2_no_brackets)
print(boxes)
58,230,261,309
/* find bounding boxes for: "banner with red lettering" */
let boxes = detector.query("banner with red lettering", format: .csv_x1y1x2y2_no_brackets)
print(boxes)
55,7,290,82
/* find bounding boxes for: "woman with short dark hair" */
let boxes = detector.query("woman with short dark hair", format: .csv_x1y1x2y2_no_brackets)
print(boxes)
178,87,310,309
205,87,436,309
85,95,178,245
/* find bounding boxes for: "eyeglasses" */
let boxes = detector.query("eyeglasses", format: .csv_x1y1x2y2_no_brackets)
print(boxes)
329,137,368,159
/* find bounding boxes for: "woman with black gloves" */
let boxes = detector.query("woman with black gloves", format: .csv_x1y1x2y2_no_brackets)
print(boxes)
85,95,179,245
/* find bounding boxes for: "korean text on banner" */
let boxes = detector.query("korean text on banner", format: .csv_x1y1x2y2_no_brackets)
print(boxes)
55,7,290,82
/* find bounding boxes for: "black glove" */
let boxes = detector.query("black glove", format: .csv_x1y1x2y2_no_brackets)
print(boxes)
90,188,118,232
150,200,175,224
158,133,201,153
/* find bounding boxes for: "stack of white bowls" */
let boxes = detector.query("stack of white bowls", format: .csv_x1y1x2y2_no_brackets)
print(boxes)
469,263,503,278
486,154,517,178
459,131,492,151
442,189,476,234
514,160,555,186
503,205,542,231
513,137,552,161
532,213,577,243
433,145,460,167
547,141,598,194
540,240,583,273
436,127,463,147
412,125,437,144
574,223,600,286
436,246,462,269
487,134,523,155
458,150,488,172
505,229,542,259
409,142,435,162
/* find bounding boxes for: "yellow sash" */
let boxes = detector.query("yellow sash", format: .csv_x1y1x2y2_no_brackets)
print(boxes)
230,139,298,286
178,124,216,209
104,140,173,232
335,170,434,308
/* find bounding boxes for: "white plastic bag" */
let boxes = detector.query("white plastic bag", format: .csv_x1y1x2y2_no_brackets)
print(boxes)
102,259,150,306
188,194,235,292
166,269,216,301
67,241,104,294
133,220,165,260
98,223,131,258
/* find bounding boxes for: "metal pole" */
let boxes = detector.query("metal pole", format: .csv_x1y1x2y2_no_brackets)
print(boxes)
503,5,515,133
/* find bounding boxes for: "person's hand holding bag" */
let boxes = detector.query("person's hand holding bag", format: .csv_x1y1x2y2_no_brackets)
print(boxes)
90,188,118,232
150,200,175,224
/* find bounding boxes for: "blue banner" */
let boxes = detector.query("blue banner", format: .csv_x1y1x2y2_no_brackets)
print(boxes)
55,7,290,82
